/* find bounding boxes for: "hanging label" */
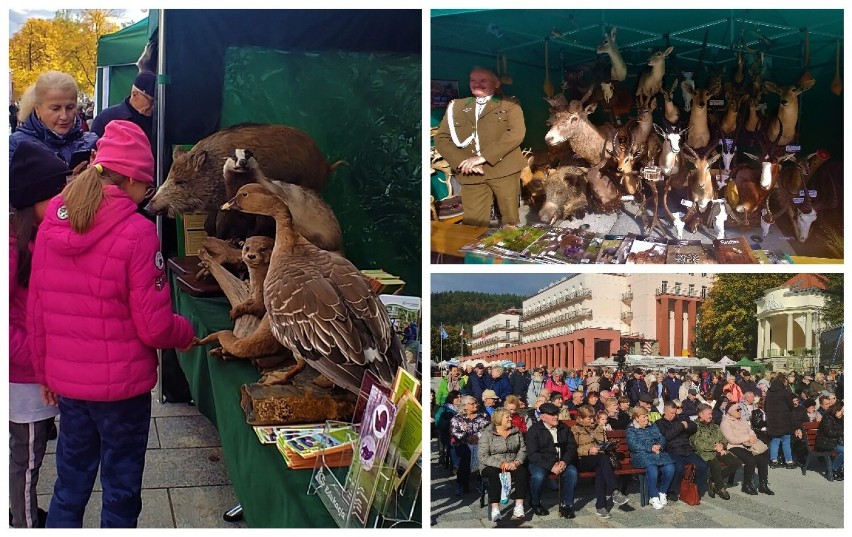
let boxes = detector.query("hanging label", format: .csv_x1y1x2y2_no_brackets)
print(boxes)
798,190,817,198
785,145,801,153
793,197,805,204
621,195,635,201
680,199,695,207
709,99,725,107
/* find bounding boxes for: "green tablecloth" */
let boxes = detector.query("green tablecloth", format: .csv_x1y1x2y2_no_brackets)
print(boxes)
172,286,335,528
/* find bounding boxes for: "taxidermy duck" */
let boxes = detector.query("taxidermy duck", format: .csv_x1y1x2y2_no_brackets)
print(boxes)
220,183,404,394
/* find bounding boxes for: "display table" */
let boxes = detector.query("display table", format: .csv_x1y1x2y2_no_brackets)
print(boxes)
430,220,488,261
171,279,335,528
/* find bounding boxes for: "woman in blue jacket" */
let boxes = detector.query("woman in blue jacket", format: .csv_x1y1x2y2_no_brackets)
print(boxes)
10,71,98,165
627,406,675,510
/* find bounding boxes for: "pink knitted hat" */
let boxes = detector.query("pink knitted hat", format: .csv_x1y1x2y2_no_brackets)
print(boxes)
92,120,154,184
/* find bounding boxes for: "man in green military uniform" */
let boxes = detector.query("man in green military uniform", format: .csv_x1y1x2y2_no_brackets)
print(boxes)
433,67,526,227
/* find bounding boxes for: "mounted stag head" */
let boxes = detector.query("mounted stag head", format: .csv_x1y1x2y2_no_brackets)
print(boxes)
682,143,721,209
684,77,721,149
659,78,680,124
764,79,816,145
596,27,627,81
636,46,674,97
743,124,795,189
654,122,689,155
545,87,614,166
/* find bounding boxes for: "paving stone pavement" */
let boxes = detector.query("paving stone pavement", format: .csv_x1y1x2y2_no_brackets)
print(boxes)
430,438,844,528
33,396,246,528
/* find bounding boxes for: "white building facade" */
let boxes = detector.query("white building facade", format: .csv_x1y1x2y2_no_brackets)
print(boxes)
471,310,522,355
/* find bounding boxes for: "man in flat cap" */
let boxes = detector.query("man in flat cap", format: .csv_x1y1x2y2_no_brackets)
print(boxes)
525,403,579,519
91,71,156,142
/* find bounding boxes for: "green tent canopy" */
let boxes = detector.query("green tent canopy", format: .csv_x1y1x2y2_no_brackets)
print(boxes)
732,357,766,373
94,17,153,112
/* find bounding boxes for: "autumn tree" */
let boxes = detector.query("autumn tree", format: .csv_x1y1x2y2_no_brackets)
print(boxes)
822,274,843,327
692,273,790,360
9,9,122,100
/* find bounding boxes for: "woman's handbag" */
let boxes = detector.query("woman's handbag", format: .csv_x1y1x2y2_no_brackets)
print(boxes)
748,438,769,455
680,464,701,506
601,439,622,469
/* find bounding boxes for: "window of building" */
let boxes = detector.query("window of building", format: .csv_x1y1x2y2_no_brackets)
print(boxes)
661,281,668,293
505,332,511,340
674,282,681,295
688,284,694,296
505,319,511,327
701,286,707,298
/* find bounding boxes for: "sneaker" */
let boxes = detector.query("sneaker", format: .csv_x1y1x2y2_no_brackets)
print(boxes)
596,507,612,519
611,490,629,506
490,507,501,522
666,492,680,502
512,504,525,519
658,492,668,506
785,461,798,469
649,497,664,510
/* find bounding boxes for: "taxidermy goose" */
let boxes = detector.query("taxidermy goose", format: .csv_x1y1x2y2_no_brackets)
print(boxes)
220,183,403,394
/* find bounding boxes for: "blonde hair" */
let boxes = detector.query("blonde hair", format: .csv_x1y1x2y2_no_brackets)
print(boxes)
61,166,128,233
577,405,597,419
18,71,79,121
603,397,618,409
492,408,511,426
504,395,520,409
631,406,649,418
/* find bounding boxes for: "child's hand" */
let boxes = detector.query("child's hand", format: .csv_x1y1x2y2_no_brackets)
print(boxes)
177,337,199,353
41,385,58,406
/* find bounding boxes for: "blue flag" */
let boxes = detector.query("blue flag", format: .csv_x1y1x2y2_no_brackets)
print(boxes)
440,324,448,340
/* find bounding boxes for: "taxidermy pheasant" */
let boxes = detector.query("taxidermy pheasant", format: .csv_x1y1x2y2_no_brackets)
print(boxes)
220,182,403,394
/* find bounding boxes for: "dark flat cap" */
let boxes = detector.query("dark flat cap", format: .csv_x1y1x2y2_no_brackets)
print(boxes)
539,402,560,416
638,394,654,404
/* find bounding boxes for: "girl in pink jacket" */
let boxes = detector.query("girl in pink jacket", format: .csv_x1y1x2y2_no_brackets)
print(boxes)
9,140,70,528
27,120,196,528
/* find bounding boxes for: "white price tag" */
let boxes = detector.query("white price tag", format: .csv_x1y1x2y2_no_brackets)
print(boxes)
786,145,801,153
680,199,694,208
793,197,804,204
621,195,635,201
580,259,590,264
709,99,725,107
798,190,817,198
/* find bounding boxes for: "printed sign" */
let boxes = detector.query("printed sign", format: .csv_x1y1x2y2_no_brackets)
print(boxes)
620,195,635,201
786,145,801,153
798,190,817,198
680,199,695,207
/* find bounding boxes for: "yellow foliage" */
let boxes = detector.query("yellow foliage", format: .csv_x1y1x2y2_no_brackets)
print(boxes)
9,9,121,100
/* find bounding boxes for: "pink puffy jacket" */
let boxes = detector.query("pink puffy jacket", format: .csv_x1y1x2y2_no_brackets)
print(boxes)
9,234,39,384
27,186,194,401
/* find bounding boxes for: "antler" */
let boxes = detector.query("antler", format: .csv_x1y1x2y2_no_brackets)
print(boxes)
580,85,595,105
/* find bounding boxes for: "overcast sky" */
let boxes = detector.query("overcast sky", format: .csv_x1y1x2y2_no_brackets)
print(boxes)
9,9,148,35
431,274,575,296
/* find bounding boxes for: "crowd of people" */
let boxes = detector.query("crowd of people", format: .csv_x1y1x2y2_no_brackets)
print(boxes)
432,361,844,522
10,70,197,529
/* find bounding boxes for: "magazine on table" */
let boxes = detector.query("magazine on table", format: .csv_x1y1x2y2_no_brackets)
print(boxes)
625,235,668,264
665,239,713,264
711,237,758,264
595,234,628,264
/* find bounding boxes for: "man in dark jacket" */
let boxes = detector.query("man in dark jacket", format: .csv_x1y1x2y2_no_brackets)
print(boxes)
656,401,709,500
662,369,682,402
489,366,512,404
91,71,155,142
465,363,491,401
509,362,531,403
681,389,701,419
627,369,648,405
765,376,797,467
737,370,759,397
525,403,578,519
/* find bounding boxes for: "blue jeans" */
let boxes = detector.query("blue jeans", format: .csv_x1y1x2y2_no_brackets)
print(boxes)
645,463,675,498
669,453,709,496
832,444,844,471
528,462,577,508
769,435,792,462
46,393,151,528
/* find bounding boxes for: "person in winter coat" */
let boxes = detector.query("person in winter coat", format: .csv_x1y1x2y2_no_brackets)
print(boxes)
503,395,527,433
656,401,709,501
764,374,797,468
450,395,490,495
525,403,579,519
545,368,571,400
662,369,682,403
435,390,462,469
527,369,547,404
606,397,630,430
627,406,675,509
627,369,649,405
815,402,844,481
790,398,818,466
737,370,759,398
9,71,98,166
571,405,629,518
720,405,773,495
808,372,827,398
27,121,196,528
479,409,528,521
750,399,770,445
489,366,512,404
565,370,583,393
465,363,491,401
681,388,701,419
8,141,70,528
509,362,531,402
691,404,741,500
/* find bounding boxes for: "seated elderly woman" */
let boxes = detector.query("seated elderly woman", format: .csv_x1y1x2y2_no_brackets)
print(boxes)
479,408,528,521
626,406,675,509
720,404,773,495
815,402,844,481
545,368,571,400
450,395,491,496
503,395,527,433
571,405,629,518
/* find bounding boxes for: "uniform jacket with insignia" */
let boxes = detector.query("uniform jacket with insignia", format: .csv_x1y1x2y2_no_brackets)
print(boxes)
28,186,194,401
433,96,527,185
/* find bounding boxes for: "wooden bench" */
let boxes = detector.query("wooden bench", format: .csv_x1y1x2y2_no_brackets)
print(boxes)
801,421,836,481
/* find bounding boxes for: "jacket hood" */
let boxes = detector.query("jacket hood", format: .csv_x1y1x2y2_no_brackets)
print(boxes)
18,113,87,148
768,378,788,392
39,186,140,256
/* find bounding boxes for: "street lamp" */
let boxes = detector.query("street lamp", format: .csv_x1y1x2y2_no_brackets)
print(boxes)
812,310,821,373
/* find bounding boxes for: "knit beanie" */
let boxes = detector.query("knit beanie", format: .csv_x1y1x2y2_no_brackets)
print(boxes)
92,120,154,184
9,140,71,209
133,71,156,97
